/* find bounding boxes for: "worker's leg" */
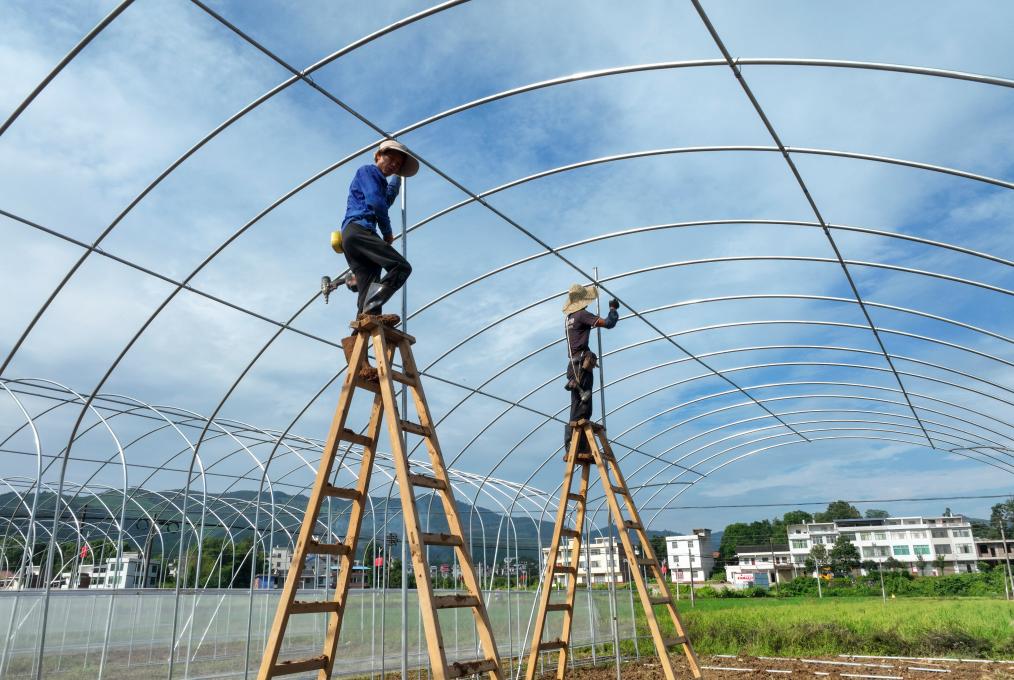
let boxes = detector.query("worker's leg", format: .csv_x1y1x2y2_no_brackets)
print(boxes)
573,370,594,452
564,362,578,454
341,224,411,313
341,224,383,315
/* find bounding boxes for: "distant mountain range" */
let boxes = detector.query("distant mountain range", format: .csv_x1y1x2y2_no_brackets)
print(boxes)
0,488,682,565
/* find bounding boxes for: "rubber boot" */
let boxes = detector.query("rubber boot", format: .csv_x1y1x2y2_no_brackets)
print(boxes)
362,282,391,315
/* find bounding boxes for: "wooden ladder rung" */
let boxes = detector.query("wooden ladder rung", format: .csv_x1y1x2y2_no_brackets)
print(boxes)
623,520,643,530
432,594,480,609
388,369,417,386
609,484,627,495
553,565,576,576
271,655,328,676
560,528,580,539
289,600,341,615
662,636,688,647
648,596,671,605
408,473,447,490
400,419,431,437
573,454,595,464
636,557,655,566
322,484,361,501
349,317,416,345
421,532,462,547
340,428,373,447
545,603,571,612
447,658,498,679
538,639,567,652
566,493,584,503
354,378,380,393
307,541,350,557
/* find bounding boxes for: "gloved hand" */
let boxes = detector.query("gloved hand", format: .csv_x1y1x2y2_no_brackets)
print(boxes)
608,298,620,310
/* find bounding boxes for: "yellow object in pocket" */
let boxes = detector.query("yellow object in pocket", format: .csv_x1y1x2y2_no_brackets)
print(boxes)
330,229,343,254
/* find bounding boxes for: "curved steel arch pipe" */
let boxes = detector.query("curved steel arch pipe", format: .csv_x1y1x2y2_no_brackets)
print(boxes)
7,49,1013,434
616,387,1014,517
646,430,1014,526
415,297,1009,494
0,1,137,136
0,0,467,377
23,46,1014,494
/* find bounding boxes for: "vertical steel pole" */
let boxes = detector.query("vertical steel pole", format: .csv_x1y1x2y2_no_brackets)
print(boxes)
604,523,620,680
400,176,409,679
593,268,621,679
583,523,596,666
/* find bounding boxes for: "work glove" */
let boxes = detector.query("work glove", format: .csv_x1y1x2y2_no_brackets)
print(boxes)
608,298,620,310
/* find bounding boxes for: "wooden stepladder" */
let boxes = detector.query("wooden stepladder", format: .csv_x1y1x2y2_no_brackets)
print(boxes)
524,419,701,680
257,317,503,680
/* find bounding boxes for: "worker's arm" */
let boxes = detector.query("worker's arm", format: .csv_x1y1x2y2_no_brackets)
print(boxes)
594,299,620,328
385,175,401,207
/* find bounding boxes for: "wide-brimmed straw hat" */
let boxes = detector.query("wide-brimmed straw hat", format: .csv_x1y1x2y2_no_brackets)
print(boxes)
377,139,420,177
563,283,598,314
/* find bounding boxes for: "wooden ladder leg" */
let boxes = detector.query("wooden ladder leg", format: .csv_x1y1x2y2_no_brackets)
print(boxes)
555,460,590,680
596,433,702,678
317,343,393,680
585,425,701,680
372,329,455,679
257,332,373,680
524,427,585,680
395,335,506,680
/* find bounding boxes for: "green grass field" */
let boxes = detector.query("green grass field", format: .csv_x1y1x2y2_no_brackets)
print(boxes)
636,597,1014,659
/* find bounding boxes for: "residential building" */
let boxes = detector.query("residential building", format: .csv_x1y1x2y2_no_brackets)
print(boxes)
270,547,331,589
724,545,793,586
269,547,374,589
787,515,978,575
87,553,161,588
975,538,1013,567
665,529,714,583
541,537,632,585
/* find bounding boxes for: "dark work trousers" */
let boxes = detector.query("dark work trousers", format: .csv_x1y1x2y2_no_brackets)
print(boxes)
564,356,595,454
341,222,412,314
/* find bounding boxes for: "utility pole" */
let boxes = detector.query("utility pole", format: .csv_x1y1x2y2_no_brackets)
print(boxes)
768,538,778,596
875,545,886,604
1000,523,1013,601
687,540,696,608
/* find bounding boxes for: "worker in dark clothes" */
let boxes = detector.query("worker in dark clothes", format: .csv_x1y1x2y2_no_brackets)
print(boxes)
339,139,419,380
562,284,619,457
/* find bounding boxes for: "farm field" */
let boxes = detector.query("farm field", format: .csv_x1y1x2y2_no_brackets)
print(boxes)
633,597,1014,660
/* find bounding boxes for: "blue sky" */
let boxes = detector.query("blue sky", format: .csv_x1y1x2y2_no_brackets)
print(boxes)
1,0,1012,534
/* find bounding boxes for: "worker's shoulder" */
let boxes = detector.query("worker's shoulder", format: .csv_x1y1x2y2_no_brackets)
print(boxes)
359,163,383,177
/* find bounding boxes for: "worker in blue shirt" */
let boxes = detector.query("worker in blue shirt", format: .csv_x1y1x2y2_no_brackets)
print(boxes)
341,139,419,321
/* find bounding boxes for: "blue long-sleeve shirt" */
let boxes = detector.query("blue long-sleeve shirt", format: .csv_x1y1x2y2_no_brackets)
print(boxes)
341,164,401,238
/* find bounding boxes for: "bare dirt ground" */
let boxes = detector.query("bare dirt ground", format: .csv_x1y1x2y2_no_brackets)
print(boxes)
562,655,1014,680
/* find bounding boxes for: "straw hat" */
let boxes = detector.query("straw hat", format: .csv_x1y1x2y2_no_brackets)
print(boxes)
377,139,420,177
562,283,598,314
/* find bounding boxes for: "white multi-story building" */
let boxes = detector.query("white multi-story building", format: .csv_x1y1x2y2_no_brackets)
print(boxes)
86,553,161,588
541,537,632,585
665,529,714,583
787,515,978,575
724,545,793,586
